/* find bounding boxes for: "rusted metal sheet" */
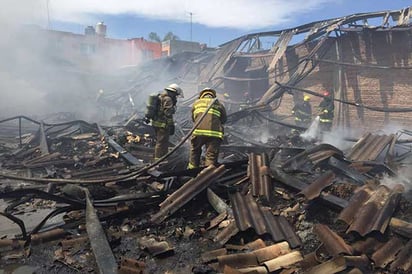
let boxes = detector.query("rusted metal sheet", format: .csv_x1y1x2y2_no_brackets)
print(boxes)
328,157,368,185
31,228,66,245
225,238,266,251
60,236,89,250
229,192,301,248
338,184,404,236
390,218,412,239
347,133,395,162
0,239,24,250
207,211,228,231
389,239,412,272
306,255,346,274
118,257,146,274
138,236,174,257
351,236,384,255
282,144,343,172
201,248,227,263
249,153,272,202
218,252,259,270
371,237,403,269
338,185,373,225
222,265,267,274
300,171,335,201
344,254,371,270
217,241,291,272
84,188,118,274
313,224,353,256
263,250,303,272
151,165,227,224
253,242,291,264
272,167,349,209
213,219,239,245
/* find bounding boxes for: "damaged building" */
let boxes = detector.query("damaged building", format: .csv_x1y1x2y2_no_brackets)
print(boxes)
1,6,412,274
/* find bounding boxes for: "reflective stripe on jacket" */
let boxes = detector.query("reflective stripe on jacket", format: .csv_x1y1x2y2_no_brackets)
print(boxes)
192,98,227,139
318,98,334,122
292,102,312,122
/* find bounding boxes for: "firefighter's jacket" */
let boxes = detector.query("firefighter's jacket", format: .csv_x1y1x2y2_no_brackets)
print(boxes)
292,102,312,122
318,98,335,123
192,97,227,139
151,91,176,128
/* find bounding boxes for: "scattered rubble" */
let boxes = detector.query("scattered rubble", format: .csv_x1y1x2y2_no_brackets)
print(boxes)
1,6,412,274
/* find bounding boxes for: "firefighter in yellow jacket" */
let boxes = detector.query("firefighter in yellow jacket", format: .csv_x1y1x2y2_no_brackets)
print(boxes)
188,88,227,169
150,83,183,160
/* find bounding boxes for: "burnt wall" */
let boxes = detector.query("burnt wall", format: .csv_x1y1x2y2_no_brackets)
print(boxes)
273,29,412,132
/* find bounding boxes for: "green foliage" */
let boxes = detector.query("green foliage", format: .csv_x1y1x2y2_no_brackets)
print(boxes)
148,31,180,42
148,32,161,42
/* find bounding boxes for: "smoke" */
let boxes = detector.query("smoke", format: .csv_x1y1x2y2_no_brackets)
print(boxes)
381,166,412,199
300,116,320,141
0,1,148,123
300,118,357,151
320,128,354,151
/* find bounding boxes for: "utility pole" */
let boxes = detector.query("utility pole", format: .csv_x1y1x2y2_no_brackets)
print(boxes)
189,12,193,42
46,0,50,29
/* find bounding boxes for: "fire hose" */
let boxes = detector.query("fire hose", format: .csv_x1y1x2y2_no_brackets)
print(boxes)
0,98,218,184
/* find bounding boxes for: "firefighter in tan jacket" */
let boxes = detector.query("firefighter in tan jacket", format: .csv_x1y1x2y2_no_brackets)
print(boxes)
150,83,183,160
188,88,227,169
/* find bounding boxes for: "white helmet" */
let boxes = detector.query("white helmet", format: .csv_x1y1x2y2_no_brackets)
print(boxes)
165,83,184,98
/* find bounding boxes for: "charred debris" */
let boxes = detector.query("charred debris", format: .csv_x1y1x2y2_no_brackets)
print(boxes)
1,7,412,274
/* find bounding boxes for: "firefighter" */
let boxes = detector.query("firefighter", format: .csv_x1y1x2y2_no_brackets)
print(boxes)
318,90,335,132
188,88,227,169
292,95,312,128
149,83,183,160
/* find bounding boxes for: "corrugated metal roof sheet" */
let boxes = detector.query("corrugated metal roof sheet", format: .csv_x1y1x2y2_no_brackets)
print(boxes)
388,239,412,272
249,153,272,202
338,184,404,236
282,144,343,172
347,133,395,162
371,237,403,269
313,224,353,256
352,237,412,272
300,171,335,201
151,165,227,224
229,192,301,248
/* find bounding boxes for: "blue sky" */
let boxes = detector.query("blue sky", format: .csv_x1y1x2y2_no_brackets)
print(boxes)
4,0,411,47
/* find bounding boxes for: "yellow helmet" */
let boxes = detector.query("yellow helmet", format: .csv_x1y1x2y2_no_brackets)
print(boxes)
303,95,310,101
199,88,216,98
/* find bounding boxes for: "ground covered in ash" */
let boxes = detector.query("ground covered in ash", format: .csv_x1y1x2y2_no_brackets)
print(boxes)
1,117,412,274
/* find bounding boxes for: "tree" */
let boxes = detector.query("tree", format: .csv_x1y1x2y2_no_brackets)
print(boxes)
163,32,180,41
148,31,180,42
148,32,161,42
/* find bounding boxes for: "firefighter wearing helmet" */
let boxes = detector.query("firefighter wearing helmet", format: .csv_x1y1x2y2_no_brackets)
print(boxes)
291,94,312,129
188,88,227,169
318,90,335,132
148,83,183,160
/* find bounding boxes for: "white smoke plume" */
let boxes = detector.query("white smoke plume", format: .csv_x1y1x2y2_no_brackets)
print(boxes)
381,166,412,199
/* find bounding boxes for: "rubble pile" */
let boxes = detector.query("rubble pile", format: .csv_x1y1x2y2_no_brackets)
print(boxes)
0,113,411,274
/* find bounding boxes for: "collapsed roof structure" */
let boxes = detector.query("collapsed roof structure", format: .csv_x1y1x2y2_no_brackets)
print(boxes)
1,6,412,274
